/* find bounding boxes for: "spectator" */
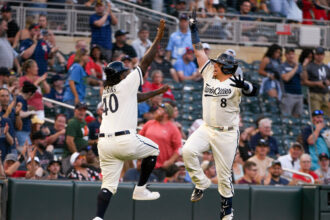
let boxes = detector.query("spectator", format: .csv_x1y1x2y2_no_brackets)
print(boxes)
170,102,187,140
315,153,330,184
3,153,26,178
301,109,329,170
84,146,100,171
38,15,56,49
46,160,65,180
204,160,218,184
31,131,54,170
139,103,182,181
0,88,23,131
238,1,255,21
89,45,106,80
46,114,66,150
63,103,89,173
286,0,303,23
13,16,34,49
302,0,328,25
0,19,20,72
292,153,320,184
164,161,189,183
279,48,303,117
112,30,138,65
263,160,290,185
249,118,279,157
238,126,254,161
268,0,287,16
299,48,314,68
0,4,19,45
259,44,282,99
19,59,50,120
88,102,102,148
123,159,158,182
132,24,152,61
148,45,179,82
20,23,58,76
0,68,10,89
166,14,192,62
237,161,258,184
169,0,187,18
0,106,14,161
66,152,101,181
121,55,134,70
143,70,175,101
174,48,200,81
90,0,118,62
26,155,44,180
16,81,37,146
302,47,330,116
45,75,65,103
233,150,244,183
248,139,274,183
278,142,303,179
67,40,88,69
63,49,89,107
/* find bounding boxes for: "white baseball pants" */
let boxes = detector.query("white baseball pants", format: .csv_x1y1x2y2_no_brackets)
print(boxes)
97,131,159,194
182,123,239,198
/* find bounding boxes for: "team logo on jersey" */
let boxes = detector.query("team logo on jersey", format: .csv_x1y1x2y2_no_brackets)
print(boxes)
204,83,232,97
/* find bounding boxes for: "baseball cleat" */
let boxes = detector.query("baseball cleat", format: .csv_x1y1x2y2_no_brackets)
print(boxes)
132,184,160,200
92,217,103,220
190,188,204,202
221,208,234,220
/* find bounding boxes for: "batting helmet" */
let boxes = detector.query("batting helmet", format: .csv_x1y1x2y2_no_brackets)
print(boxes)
104,61,129,75
211,53,238,75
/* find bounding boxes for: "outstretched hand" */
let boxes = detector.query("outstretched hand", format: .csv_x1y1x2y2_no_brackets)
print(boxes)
189,9,198,32
156,19,165,41
229,74,249,90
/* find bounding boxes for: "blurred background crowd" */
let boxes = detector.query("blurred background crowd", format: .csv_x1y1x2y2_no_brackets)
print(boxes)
0,0,329,186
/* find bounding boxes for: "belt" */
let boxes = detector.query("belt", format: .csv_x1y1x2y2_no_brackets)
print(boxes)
99,130,130,138
214,126,234,132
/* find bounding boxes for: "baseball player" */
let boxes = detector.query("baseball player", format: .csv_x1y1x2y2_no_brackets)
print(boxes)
92,20,165,220
182,11,257,220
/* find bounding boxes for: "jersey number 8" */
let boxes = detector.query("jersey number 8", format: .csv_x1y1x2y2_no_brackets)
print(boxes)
220,98,227,108
103,94,119,115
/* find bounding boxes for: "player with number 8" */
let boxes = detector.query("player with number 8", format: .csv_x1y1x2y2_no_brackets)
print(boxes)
182,10,258,220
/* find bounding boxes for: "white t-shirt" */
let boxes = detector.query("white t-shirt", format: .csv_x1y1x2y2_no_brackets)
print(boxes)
200,60,242,127
99,66,143,133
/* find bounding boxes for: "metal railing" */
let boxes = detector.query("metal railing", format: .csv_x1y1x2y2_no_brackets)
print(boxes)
282,168,315,184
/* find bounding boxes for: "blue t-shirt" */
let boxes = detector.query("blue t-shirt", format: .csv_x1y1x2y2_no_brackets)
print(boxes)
46,88,65,102
174,58,197,77
280,62,302,95
63,63,87,102
90,14,112,49
16,95,31,132
20,39,50,76
138,102,150,119
166,31,192,60
269,177,289,185
249,132,279,157
0,116,15,161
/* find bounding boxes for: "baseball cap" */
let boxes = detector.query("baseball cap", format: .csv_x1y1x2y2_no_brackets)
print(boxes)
75,102,88,110
224,49,236,58
312,109,324,117
159,103,174,118
115,30,129,38
4,153,17,162
319,153,329,160
185,47,194,54
179,13,189,20
315,47,325,55
70,152,80,165
257,138,269,147
31,115,45,125
28,23,40,31
31,131,46,141
285,47,295,54
291,142,303,150
202,43,210,50
51,75,63,84
0,67,10,76
48,159,62,168
1,4,11,12
271,160,282,167
121,55,132,62
95,0,104,6
27,157,40,164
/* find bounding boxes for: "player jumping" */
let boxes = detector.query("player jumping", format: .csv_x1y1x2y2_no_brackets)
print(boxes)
182,11,258,220
92,19,166,220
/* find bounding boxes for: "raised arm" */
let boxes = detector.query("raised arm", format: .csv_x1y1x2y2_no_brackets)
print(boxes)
137,85,169,102
189,10,208,68
139,19,165,75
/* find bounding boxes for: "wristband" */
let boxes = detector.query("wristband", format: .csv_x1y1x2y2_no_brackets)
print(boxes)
191,30,200,45
18,154,25,163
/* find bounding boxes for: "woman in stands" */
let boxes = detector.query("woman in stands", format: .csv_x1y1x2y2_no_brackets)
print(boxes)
258,44,282,99
89,45,106,80
299,48,314,67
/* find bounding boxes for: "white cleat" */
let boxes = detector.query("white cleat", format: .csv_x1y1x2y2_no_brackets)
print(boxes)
92,217,103,220
221,210,234,220
132,184,160,200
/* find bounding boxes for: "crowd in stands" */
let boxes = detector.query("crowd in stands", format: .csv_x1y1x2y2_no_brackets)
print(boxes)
0,0,329,187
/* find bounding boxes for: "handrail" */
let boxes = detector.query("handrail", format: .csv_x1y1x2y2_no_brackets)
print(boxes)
42,97,94,117
282,168,315,184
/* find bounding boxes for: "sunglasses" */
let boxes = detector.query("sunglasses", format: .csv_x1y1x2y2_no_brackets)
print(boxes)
313,110,324,116
158,103,165,108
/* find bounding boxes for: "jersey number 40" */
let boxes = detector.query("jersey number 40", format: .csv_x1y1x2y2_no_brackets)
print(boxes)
103,94,119,115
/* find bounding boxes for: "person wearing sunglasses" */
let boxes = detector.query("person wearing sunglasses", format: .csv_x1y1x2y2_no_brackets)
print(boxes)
302,109,329,170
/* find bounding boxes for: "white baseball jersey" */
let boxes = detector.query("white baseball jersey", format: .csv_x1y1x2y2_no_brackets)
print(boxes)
99,66,143,133
200,60,242,127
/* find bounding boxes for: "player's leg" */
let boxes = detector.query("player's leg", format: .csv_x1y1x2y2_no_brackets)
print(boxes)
182,124,211,201
132,134,160,200
210,129,239,220
93,139,124,220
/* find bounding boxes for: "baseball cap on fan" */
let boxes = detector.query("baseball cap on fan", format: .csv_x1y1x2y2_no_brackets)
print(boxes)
115,30,129,38
1,4,11,12
202,43,210,50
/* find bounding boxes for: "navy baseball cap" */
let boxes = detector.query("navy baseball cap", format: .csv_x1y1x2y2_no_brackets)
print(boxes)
75,102,88,110
257,138,269,147
319,153,329,160
315,47,325,54
179,13,189,20
0,67,10,76
115,30,129,38
121,55,132,62
51,75,63,84
1,4,11,12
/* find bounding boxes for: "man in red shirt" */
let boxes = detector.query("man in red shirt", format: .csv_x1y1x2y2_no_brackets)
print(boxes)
139,103,182,181
237,161,258,184
292,153,320,184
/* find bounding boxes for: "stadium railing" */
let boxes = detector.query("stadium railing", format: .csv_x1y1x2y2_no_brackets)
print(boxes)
282,168,315,184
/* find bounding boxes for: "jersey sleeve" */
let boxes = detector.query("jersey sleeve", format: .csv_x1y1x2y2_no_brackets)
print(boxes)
124,66,143,92
199,60,213,79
